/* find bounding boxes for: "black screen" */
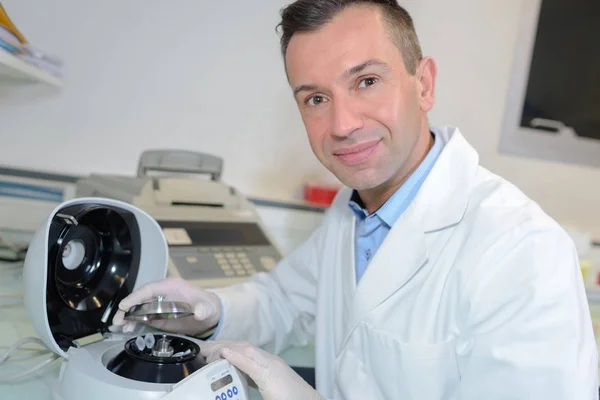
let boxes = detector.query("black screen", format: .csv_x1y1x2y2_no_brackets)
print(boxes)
521,0,600,139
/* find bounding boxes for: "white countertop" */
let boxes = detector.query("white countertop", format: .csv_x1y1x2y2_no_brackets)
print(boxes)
0,258,314,400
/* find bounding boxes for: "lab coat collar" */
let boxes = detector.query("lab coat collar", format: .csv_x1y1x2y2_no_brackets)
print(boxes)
341,127,479,344
416,126,479,233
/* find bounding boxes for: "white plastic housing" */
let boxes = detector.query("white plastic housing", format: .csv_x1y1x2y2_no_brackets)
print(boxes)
23,197,169,359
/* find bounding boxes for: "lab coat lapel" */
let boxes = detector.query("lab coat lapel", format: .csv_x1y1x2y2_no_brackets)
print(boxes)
340,207,357,318
341,127,479,343
344,204,428,338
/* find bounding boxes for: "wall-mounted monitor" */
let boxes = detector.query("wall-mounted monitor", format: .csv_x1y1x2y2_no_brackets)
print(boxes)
500,0,600,167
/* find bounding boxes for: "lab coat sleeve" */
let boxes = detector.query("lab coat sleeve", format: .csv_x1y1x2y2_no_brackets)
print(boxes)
457,223,599,399
206,213,327,354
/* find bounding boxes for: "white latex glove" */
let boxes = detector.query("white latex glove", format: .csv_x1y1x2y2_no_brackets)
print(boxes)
201,341,324,400
110,277,222,336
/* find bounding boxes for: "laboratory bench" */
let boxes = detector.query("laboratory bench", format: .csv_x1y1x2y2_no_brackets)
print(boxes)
0,231,315,400
2,232,600,399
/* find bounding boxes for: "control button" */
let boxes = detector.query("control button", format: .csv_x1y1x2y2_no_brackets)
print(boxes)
247,268,257,274
224,270,235,277
236,270,247,276
211,247,222,252
214,253,225,259
233,265,244,271
232,386,238,395
198,247,209,252
186,256,198,263
227,389,233,398
230,262,242,268
217,260,230,267
236,252,246,258
242,261,253,268
215,396,221,400
225,253,236,259
260,256,277,270
221,393,227,400
234,247,243,252
220,264,232,270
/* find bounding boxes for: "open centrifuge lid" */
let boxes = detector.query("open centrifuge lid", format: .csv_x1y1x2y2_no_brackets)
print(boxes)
23,197,169,359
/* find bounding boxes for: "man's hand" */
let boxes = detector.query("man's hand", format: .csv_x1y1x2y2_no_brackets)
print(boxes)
201,341,324,400
110,277,222,336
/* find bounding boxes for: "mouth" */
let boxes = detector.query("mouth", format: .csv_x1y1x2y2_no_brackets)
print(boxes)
333,140,381,166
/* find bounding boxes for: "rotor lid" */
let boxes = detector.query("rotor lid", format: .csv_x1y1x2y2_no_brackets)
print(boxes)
124,296,194,322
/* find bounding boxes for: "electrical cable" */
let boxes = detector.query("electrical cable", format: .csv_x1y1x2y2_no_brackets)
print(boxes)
0,354,58,382
0,337,50,365
0,336,58,382
0,347,50,362
0,293,23,299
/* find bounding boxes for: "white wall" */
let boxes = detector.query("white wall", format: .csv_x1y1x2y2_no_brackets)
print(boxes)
409,0,600,241
0,0,335,202
1,0,599,239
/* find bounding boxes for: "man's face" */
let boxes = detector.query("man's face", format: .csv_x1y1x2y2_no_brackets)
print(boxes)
285,6,433,191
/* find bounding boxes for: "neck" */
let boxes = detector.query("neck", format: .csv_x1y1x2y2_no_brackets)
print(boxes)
358,126,434,214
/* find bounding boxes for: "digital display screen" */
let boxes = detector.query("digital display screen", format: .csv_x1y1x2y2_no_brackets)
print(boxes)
211,374,233,391
158,221,270,246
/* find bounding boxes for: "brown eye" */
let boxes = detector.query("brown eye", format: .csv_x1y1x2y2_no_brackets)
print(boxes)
307,95,327,106
359,77,378,88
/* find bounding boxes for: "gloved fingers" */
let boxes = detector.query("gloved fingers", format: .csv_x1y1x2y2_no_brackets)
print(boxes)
107,323,123,333
200,341,231,363
122,321,138,333
193,301,217,321
111,309,127,327
111,307,171,331
117,280,166,312
201,341,270,366
201,341,243,363
219,347,270,390
230,342,271,370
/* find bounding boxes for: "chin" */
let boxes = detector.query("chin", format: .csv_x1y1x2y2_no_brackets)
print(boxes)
337,171,383,191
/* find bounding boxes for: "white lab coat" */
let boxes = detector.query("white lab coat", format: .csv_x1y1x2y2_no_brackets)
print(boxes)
212,127,598,399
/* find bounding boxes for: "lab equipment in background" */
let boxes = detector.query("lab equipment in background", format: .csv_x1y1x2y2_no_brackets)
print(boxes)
76,149,283,288
303,182,340,207
0,172,76,233
0,234,27,261
20,197,249,399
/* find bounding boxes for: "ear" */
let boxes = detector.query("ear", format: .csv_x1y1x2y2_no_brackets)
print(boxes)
416,57,437,112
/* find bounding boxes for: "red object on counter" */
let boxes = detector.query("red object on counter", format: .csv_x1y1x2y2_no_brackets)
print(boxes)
304,183,340,207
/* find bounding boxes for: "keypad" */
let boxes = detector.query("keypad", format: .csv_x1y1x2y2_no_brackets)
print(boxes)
213,249,258,276
260,256,277,270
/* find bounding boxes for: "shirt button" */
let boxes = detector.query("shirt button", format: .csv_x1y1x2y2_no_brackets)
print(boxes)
366,249,372,261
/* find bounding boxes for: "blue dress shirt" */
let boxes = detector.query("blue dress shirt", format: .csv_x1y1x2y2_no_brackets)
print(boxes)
348,131,445,283
211,131,445,338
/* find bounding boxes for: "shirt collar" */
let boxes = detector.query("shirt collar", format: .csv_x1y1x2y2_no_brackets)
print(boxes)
348,130,444,227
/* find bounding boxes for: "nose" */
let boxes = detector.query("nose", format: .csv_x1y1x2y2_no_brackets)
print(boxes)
330,97,363,138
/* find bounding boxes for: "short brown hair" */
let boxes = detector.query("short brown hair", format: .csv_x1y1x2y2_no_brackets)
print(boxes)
277,0,423,75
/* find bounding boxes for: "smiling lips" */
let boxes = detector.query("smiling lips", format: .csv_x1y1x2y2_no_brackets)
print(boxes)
333,140,381,166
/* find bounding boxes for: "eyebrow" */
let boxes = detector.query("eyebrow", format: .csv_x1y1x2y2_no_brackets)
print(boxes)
293,83,319,97
292,59,391,97
340,59,390,81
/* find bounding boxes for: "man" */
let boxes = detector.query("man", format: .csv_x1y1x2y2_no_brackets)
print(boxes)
112,1,598,398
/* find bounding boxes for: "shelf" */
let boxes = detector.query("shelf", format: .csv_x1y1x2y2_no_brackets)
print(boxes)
0,47,62,87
